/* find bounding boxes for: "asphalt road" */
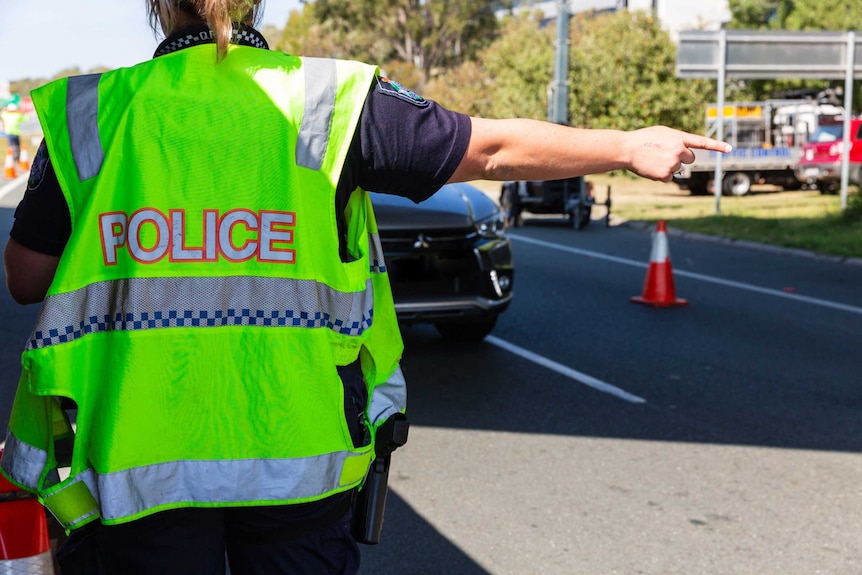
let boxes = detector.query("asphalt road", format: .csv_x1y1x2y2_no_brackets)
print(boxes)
2,176,862,573
361,211,862,574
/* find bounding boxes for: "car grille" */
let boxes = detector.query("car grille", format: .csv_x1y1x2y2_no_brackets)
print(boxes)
379,228,483,300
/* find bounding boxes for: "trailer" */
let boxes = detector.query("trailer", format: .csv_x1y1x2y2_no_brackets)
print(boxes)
674,100,845,196
499,177,603,230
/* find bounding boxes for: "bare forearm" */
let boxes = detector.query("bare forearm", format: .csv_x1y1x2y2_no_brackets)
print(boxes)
449,117,731,184
4,238,60,305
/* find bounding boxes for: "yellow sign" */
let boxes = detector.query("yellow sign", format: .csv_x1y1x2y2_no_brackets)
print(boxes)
706,105,763,119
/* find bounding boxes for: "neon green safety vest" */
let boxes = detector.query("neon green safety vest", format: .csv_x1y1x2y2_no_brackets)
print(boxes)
0,44,406,531
1,109,24,136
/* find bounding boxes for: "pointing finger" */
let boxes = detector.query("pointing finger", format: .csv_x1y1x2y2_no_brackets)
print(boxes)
683,134,732,153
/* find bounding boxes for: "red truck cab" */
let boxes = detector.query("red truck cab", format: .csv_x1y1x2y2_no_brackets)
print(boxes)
795,117,862,193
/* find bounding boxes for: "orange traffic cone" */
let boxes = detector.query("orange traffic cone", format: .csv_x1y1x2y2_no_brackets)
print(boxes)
0,451,55,574
3,148,16,180
631,220,688,307
18,144,29,171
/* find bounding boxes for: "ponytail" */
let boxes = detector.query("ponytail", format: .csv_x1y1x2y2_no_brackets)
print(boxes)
147,0,263,61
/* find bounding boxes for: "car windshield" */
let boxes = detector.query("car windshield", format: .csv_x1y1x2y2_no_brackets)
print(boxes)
810,124,844,143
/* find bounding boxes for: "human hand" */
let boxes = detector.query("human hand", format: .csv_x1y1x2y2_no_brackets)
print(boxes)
626,126,731,182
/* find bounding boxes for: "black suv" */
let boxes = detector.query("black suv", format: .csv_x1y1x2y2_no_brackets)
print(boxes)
370,182,514,341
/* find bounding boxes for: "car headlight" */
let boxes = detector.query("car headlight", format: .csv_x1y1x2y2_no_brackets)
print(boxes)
476,211,508,239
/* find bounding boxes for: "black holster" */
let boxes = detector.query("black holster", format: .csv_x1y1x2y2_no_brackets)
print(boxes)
351,413,409,545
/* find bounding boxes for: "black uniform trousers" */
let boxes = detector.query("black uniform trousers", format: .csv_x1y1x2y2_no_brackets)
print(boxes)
55,495,359,575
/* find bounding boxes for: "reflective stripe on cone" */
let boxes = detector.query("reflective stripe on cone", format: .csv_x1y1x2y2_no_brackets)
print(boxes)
631,220,688,307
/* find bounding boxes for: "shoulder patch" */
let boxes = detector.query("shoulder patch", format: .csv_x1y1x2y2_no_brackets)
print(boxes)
27,142,50,191
377,77,429,108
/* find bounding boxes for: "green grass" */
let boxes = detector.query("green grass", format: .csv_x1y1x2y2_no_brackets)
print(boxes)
473,175,862,259
590,175,862,260
668,213,862,258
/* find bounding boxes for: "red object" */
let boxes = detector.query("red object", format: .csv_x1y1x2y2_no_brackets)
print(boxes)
17,98,36,115
631,220,688,307
0,450,50,561
796,118,862,191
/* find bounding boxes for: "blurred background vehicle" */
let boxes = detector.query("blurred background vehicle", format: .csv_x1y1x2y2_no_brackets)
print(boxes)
499,177,597,230
674,96,845,196
795,117,862,194
370,182,514,342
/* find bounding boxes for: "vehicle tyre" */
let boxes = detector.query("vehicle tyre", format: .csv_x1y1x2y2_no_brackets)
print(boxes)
500,182,524,227
817,182,838,195
722,172,751,196
687,179,710,196
782,178,803,191
569,205,592,230
434,316,498,342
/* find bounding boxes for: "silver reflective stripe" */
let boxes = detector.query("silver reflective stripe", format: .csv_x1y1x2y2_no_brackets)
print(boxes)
66,74,104,181
297,57,336,170
97,452,356,522
368,365,407,427
0,550,54,573
0,431,47,491
369,232,387,273
28,276,373,351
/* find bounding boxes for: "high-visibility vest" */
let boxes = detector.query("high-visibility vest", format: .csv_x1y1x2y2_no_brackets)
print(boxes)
1,44,406,531
1,110,24,136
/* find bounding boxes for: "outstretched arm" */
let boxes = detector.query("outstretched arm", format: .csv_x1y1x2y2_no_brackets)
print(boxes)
448,117,731,184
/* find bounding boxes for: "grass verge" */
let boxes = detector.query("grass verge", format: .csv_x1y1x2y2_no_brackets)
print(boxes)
472,175,862,260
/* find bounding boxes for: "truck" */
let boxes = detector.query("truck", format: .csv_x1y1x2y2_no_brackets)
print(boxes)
674,99,845,196
794,117,862,194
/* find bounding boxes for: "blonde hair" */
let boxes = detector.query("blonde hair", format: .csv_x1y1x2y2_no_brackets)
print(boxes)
147,0,264,60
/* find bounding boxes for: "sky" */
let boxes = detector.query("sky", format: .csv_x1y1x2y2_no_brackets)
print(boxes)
1,0,303,84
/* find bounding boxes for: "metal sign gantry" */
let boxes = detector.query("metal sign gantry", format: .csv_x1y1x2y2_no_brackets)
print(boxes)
677,29,862,211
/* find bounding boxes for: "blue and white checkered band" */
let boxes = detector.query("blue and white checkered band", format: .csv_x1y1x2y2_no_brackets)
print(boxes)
26,275,375,351
154,24,269,58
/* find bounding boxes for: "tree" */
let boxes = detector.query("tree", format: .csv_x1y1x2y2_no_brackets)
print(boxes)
274,6,360,59
567,11,709,133
728,0,788,29
729,0,862,30
429,9,710,134
726,0,862,109
427,11,553,118
307,0,502,81
783,0,862,31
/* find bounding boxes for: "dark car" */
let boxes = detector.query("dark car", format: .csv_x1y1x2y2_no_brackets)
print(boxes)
499,177,593,229
370,182,514,341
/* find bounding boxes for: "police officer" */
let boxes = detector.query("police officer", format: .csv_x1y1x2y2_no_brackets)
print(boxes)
1,1,729,574
1,103,24,163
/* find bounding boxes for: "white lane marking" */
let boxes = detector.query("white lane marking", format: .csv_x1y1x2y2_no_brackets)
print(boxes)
0,174,27,202
485,335,647,404
511,234,862,316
